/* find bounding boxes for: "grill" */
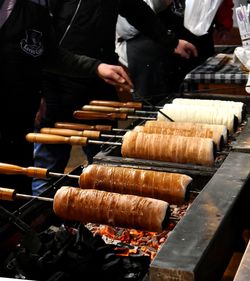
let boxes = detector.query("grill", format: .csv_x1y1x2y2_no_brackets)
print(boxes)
0,95,250,281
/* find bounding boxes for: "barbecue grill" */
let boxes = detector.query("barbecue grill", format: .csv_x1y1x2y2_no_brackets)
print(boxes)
0,95,250,281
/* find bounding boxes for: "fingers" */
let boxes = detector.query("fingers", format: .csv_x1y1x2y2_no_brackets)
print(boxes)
105,65,133,87
187,42,198,57
97,63,134,90
174,40,198,59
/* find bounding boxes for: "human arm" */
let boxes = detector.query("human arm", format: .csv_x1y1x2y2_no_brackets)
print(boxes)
118,0,197,58
45,47,133,90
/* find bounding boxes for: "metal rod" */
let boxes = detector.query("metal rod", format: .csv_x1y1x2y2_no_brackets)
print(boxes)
0,206,35,233
48,171,80,179
190,190,200,195
142,105,162,110
73,110,156,121
89,140,122,146
16,193,54,202
101,133,124,138
135,110,157,115
130,90,174,122
0,162,81,180
82,104,157,115
112,128,129,132
127,115,156,120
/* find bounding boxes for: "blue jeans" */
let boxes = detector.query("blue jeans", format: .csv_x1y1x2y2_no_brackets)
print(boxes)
32,74,118,195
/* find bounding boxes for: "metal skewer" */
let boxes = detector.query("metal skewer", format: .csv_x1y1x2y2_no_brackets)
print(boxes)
73,110,156,121
26,133,122,147
40,128,123,139
0,187,183,222
82,105,157,115
54,122,129,132
89,100,162,110
0,187,54,202
88,98,173,122
0,162,201,201
0,162,80,180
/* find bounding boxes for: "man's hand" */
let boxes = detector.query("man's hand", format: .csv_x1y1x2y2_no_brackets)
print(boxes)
174,39,198,59
97,63,134,92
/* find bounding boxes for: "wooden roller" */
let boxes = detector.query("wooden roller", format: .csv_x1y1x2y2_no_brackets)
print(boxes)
53,186,170,232
26,133,88,146
79,164,193,204
41,128,101,139
82,105,136,114
54,122,112,131
82,105,156,115
145,121,228,143
73,110,155,121
172,98,245,123
0,187,53,202
0,187,16,201
0,162,79,179
158,104,237,133
74,110,128,121
89,100,143,110
0,162,47,178
133,125,223,151
121,131,216,166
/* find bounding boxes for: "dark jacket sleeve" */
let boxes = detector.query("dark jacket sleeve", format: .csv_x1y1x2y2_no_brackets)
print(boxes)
44,47,102,78
119,0,179,53
42,6,102,78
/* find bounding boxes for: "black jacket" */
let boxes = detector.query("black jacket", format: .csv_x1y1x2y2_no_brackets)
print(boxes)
0,0,104,90
0,0,56,89
49,0,179,65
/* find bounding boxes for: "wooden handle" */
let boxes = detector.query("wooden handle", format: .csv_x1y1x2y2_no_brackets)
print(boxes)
26,133,88,146
82,105,135,114
54,122,112,132
73,110,127,120
0,162,48,178
0,187,16,201
41,128,101,139
89,100,142,109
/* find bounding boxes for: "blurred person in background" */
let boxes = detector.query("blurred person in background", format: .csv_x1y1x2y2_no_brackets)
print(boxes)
116,0,234,103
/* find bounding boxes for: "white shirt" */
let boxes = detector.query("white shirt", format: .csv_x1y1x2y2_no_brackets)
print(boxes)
0,0,16,28
115,0,172,66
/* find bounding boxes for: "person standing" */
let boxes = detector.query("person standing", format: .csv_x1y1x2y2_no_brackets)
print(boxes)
0,0,133,204
116,0,233,103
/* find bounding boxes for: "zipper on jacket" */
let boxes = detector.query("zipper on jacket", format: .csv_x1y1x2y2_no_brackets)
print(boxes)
59,0,82,46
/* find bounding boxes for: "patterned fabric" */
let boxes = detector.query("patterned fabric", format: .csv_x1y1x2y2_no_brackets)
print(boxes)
183,54,248,89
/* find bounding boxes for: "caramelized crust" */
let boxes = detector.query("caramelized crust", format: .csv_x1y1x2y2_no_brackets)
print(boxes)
121,131,215,166
53,186,170,232
145,121,228,143
134,125,223,150
79,164,192,204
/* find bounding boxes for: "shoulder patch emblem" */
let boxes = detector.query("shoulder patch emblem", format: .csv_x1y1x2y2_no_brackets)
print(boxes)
20,29,44,57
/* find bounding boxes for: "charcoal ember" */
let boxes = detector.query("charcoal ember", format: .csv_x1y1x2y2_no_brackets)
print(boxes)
1,223,149,281
101,254,150,281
